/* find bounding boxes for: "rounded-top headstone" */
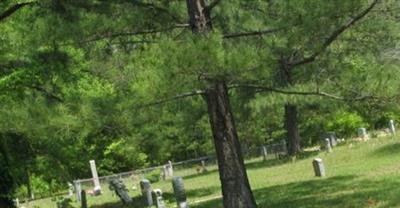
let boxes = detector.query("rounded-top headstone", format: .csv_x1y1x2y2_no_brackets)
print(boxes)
172,177,187,204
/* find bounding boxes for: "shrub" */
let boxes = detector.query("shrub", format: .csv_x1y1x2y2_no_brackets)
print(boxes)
145,169,161,183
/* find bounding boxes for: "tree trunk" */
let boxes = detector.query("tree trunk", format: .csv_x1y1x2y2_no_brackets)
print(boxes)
204,81,257,208
0,138,15,208
285,104,301,156
185,1,257,207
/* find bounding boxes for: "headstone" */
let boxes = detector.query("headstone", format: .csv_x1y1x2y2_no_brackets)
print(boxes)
327,132,337,147
172,177,188,208
68,182,74,197
168,160,174,177
74,181,82,202
89,160,101,195
108,179,133,204
14,198,19,207
81,190,87,208
261,146,268,161
389,120,396,136
281,140,288,155
312,158,326,177
161,165,168,180
357,128,368,139
201,160,208,173
325,138,332,153
151,189,166,208
140,179,153,206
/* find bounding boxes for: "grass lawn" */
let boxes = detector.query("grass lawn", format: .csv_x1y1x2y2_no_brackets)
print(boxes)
27,135,400,208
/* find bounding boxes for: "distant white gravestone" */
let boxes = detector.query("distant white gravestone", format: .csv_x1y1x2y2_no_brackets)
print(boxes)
89,160,101,195
357,128,368,139
312,158,326,177
389,120,396,136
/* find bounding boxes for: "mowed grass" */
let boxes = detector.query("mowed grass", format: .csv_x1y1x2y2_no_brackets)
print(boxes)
28,135,400,208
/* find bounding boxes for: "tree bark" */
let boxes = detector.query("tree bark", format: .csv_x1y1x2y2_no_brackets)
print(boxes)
185,1,257,206
204,81,257,208
285,104,301,155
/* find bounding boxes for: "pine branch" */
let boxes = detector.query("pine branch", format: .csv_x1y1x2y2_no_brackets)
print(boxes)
223,28,283,39
229,84,376,101
79,24,189,44
29,85,64,102
291,0,379,67
0,2,37,22
141,89,205,107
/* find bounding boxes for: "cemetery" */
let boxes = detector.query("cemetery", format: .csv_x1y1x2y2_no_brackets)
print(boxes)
1,1,400,208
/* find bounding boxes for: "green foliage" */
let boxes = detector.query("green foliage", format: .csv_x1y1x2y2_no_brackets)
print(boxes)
326,111,367,137
145,169,161,183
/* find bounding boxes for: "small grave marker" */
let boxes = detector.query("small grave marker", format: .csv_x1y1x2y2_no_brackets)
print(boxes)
389,120,396,136
312,158,326,177
325,138,332,153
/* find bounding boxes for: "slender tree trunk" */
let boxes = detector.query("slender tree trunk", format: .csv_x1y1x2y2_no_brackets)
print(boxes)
285,104,301,155
0,138,15,208
204,81,257,208
185,1,257,206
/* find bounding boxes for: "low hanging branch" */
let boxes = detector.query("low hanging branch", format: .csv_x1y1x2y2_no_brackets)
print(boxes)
291,0,379,67
0,2,37,22
228,84,376,101
223,27,283,39
140,89,205,108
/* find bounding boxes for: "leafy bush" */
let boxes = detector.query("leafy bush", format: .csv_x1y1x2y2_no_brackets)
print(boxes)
325,111,367,137
145,169,161,183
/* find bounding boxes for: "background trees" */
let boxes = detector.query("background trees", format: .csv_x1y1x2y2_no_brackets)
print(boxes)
0,0,399,207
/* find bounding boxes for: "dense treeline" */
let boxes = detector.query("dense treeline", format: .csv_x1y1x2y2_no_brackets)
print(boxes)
0,0,399,207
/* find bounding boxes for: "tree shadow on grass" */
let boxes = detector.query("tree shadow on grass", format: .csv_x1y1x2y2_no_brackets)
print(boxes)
194,175,400,208
371,142,400,157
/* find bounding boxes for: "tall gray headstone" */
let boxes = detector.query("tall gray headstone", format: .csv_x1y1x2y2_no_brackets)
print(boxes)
281,140,288,155
261,146,268,161
389,120,396,136
327,132,337,147
201,160,208,173
325,138,332,153
167,160,174,177
172,177,188,208
140,179,153,206
74,181,82,202
312,158,326,177
89,160,101,195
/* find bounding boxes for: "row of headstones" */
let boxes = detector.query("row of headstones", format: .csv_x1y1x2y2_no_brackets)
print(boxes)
140,177,188,208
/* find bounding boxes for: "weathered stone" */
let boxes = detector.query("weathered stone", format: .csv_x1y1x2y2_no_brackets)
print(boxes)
74,181,82,202
261,146,268,161
357,128,368,139
325,138,332,153
312,158,326,177
108,179,132,205
140,179,153,206
389,120,396,136
89,160,101,195
172,177,188,208
327,132,337,147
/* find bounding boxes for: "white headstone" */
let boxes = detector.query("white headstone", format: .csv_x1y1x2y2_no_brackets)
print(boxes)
357,128,368,139
74,181,82,201
89,160,101,194
312,158,326,177
167,161,173,177
261,146,268,161
389,120,396,136
325,138,332,153
68,182,74,197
